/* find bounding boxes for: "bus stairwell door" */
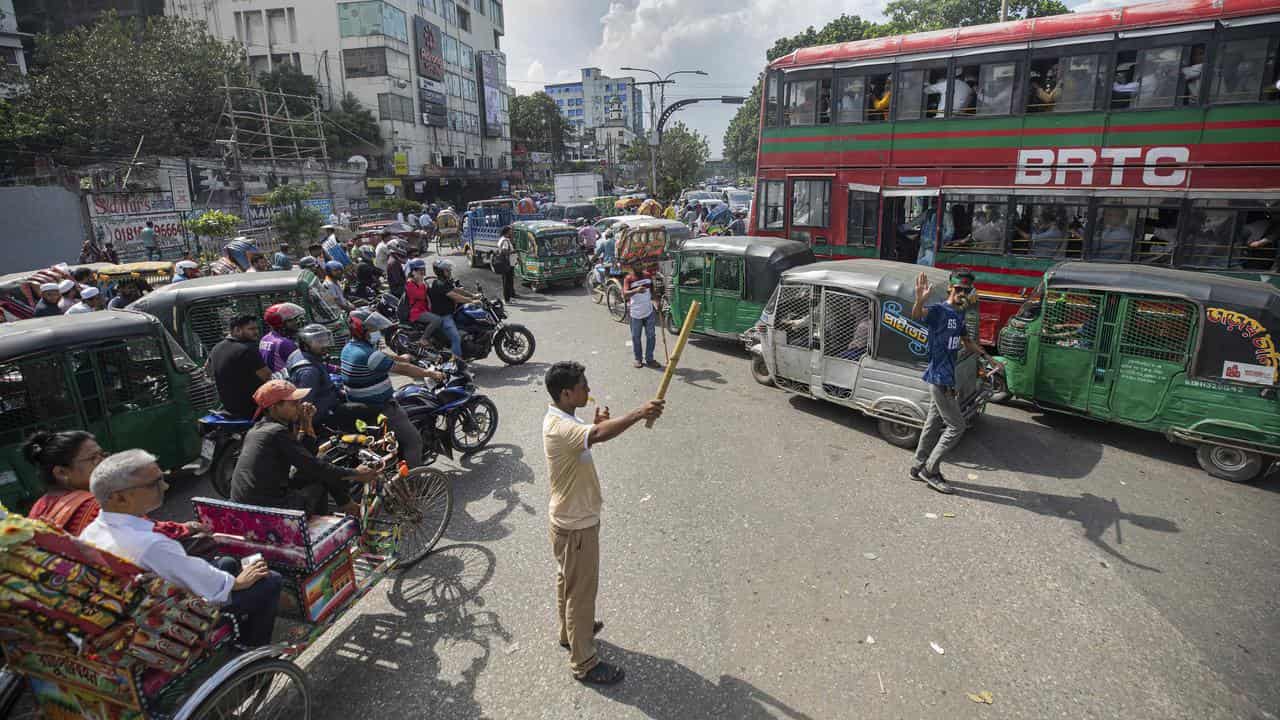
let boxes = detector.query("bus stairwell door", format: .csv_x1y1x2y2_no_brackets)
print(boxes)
1033,290,1103,413
1107,296,1196,424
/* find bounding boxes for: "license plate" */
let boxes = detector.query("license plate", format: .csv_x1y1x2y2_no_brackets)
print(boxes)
200,439,216,460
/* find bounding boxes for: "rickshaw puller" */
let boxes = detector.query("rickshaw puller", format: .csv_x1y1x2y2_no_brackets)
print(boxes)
908,269,1000,494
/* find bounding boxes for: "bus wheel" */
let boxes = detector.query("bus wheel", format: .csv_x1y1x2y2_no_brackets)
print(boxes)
1195,444,1264,483
877,418,920,449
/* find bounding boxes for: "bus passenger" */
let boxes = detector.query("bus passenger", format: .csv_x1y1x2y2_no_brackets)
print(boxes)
1092,207,1134,261
1239,211,1278,270
870,77,892,120
1022,208,1067,258
925,70,973,117
969,206,1005,250
1029,63,1061,111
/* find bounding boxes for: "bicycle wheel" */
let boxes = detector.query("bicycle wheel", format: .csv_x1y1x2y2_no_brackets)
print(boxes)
189,658,310,720
378,467,453,568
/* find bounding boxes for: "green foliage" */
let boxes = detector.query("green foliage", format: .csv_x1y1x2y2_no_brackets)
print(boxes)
766,14,882,62
723,82,762,176
189,209,242,240
881,0,1070,34
257,64,320,119
510,92,571,159
372,197,424,214
325,93,382,161
625,122,709,199
4,11,249,160
265,181,323,243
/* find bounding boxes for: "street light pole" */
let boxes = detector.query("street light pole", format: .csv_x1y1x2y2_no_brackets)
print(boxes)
622,67,707,198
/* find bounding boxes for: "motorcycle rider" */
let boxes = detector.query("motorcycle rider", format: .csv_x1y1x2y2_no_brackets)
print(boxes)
286,324,381,432
386,240,408,298
171,260,201,283
340,309,443,467
727,208,748,236
260,302,305,374
353,246,383,300
321,261,355,312
429,259,480,361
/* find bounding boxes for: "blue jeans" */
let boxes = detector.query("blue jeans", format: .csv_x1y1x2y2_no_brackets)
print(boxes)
630,311,656,363
441,314,464,358
145,247,160,261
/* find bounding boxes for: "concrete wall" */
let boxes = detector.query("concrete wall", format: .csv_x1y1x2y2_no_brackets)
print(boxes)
0,186,88,268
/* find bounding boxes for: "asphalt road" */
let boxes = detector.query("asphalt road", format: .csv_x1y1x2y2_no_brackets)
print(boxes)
161,254,1280,720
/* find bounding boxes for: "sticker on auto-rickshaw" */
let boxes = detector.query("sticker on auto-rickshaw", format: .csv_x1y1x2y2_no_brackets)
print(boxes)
1203,305,1280,387
878,300,930,364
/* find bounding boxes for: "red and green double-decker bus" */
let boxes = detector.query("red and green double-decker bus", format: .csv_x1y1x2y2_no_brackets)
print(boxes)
751,0,1280,344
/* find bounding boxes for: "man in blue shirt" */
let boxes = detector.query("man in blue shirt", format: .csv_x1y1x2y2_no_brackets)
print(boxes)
339,309,442,467
908,269,999,493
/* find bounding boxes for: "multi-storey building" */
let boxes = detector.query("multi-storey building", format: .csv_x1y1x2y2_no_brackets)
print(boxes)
1,0,29,80
544,67,644,159
168,0,515,203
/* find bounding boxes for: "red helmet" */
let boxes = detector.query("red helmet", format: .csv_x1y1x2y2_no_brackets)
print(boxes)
347,308,392,341
263,302,305,333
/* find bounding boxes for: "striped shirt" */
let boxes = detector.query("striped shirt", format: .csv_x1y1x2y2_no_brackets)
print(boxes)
340,339,395,405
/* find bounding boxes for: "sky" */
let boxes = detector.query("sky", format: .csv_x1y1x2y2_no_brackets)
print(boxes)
502,0,1126,160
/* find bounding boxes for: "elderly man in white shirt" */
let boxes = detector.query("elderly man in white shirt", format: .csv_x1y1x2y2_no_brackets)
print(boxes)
80,449,283,646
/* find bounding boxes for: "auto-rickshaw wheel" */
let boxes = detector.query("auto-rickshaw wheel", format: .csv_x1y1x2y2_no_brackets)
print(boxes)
606,283,626,322
877,419,921,449
750,355,773,387
466,247,483,268
1195,444,1264,483
190,658,311,720
663,308,679,335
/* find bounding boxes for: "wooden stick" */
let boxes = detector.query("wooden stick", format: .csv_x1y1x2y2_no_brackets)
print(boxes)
647,300,700,428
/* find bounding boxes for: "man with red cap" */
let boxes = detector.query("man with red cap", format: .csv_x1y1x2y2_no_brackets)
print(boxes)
230,379,378,515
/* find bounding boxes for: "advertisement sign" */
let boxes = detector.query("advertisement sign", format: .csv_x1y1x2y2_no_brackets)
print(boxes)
394,152,410,176
876,300,930,365
422,112,447,127
1201,305,1280,386
94,213,184,255
169,172,192,211
419,87,447,106
478,53,503,138
414,16,445,82
419,77,445,94
87,191,175,218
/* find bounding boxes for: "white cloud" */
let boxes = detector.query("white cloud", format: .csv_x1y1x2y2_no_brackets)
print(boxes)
553,69,578,82
525,60,546,83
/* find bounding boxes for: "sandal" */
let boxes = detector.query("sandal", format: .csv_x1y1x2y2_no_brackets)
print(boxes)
577,661,624,685
560,620,604,649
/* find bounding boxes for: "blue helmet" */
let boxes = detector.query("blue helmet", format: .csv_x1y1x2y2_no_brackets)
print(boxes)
298,256,319,270
407,258,427,273
324,260,344,276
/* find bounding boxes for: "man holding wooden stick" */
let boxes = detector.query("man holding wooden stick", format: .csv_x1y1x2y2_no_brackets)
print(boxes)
542,361,663,685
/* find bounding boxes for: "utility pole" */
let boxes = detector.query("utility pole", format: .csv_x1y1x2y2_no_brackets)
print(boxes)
1000,0,1009,22
632,79,672,196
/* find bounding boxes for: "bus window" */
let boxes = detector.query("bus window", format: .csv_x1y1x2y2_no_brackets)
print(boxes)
834,76,865,124
1091,206,1138,262
1178,205,1235,268
956,61,1016,116
790,180,830,228
1237,209,1279,271
1113,45,1204,109
1135,204,1180,266
1009,197,1086,259
943,195,1007,253
846,190,879,247
758,180,785,230
1030,54,1104,113
922,68,961,118
817,78,833,124
894,68,937,120
868,73,892,121
784,79,817,125
1211,37,1279,104
764,73,780,127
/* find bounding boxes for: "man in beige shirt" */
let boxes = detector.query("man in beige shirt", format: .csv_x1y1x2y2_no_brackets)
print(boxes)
543,361,663,685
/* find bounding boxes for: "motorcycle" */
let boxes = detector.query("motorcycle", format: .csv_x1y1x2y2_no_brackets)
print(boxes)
197,412,256,498
394,360,499,464
379,282,536,366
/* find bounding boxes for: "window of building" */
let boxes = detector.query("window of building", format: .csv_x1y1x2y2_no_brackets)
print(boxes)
784,79,816,126
343,47,388,78
442,0,456,24
475,0,484,15
338,1,408,42
491,0,503,27
1112,43,1205,109
494,30,501,49
461,43,473,70
846,190,879,247
443,34,459,65
758,180,785,230
457,7,471,32
1028,53,1105,113
1211,36,1280,104
465,78,477,101
790,179,830,228
378,93,415,122
447,72,462,96
266,8,295,45
943,194,1008,253
1007,196,1087,259
419,0,439,15
953,60,1017,116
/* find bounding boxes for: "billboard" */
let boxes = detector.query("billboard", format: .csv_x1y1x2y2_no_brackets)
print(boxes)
413,16,444,82
478,53,503,138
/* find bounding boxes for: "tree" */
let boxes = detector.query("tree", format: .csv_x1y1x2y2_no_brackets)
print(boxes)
324,92,382,161
3,12,249,160
881,0,1069,34
626,122,709,200
264,181,324,244
189,209,242,242
510,92,570,160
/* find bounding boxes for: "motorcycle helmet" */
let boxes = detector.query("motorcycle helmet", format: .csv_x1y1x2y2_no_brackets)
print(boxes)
264,302,306,334
432,258,454,277
298,256,320,270
296,323,333,355
356,245,375,262
347,308,392,341
388,239,408,257
407,258,428,274
324,260,344,277
174,260,199,279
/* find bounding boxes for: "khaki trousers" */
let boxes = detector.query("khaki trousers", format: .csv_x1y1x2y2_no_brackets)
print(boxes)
550,522,600,677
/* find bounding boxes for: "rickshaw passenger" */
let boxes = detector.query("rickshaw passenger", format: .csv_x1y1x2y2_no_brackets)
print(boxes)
33,282,63,317
81,449,284,647
593,230,617,286
231,380,378,516
208,314,273,418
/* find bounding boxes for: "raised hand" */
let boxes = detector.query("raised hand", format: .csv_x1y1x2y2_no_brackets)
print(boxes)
915,272,932,300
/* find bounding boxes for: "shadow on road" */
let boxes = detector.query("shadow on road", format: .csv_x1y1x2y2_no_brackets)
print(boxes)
443,444,537,543
673,366,728,389
948,480,1179,572
508,300,565,313
590,641,813,720
949,412,1103,479
469,360,550,389
308,544,506,720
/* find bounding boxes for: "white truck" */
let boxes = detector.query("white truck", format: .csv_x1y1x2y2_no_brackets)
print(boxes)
553,173,604,204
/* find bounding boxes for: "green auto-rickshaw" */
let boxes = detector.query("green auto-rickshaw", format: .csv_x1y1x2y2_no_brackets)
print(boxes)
996,262,1280,483
129,269,348,362
511,220,590,291
0,310,217,510
665,235,815,338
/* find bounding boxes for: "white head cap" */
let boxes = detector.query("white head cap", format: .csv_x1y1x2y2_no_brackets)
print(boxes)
81,286,100,300
58,279,75,293
39,282,59,293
